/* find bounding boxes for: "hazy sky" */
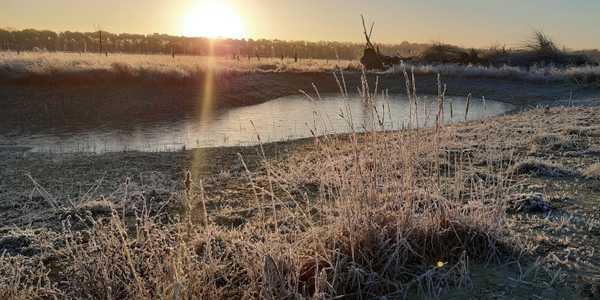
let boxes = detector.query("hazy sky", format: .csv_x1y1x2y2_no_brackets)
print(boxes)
2,0,600,49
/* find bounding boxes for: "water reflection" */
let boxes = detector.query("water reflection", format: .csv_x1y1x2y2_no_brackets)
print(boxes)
7,94,514,153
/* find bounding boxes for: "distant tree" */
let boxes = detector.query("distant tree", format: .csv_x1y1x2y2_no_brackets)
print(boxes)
0,29,11,50
0,28,436,60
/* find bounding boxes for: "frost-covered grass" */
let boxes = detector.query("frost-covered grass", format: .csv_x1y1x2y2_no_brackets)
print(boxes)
0,75,513,299
0,51,360,81
584,163,600,179
393,63,600,83
1,51,599,84
3,89,600,298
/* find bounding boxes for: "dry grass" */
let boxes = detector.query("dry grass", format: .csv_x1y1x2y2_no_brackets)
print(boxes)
2,51,600,84
562,126,600,137
583,163,600,179
523,31,563,62
0,51,360,82
4,99,599,298
0,256,58,299
46,127,512,299
0,71,518,299
395,63,600,84
412,31,596,75
510,159,579,178
529,133,590,153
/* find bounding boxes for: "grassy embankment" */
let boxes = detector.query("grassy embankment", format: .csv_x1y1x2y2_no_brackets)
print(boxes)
1,51,599,138
2,36,600,139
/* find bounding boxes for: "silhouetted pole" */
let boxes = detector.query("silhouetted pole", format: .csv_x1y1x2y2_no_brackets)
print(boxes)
99,30,103,54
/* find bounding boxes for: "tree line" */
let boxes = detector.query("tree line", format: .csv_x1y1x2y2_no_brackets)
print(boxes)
0,28,430,60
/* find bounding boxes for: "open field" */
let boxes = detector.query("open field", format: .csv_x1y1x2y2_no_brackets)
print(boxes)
0,52,358,82
1,51,600,84
2,101,600,298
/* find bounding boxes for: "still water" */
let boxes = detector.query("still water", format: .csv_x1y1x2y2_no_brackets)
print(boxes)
7,94,514,153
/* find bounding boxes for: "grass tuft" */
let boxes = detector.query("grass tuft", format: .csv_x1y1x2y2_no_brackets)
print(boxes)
583,163,600,179
510,159,579,178
529,133,589,153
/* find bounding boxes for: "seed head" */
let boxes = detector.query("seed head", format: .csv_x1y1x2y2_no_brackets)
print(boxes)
184,171,192,194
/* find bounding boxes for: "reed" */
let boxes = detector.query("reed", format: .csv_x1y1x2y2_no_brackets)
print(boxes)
465,93,472,121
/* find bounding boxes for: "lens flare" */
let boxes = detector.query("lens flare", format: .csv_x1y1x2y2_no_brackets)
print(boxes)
190,40,217,182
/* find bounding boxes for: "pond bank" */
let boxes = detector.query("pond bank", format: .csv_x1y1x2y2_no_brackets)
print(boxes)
1,72,598,137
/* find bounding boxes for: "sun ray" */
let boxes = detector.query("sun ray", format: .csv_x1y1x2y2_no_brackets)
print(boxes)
190,40,217,185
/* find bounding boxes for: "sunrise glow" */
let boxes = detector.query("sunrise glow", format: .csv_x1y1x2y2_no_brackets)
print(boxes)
183,2,246,39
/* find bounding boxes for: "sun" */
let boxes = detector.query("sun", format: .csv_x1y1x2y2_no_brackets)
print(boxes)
183,2,246,39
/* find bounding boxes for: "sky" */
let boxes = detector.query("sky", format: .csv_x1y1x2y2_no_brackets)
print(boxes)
2,0,600,49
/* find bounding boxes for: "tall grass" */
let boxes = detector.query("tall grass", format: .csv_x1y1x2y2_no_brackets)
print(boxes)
524,31,562,58
1,71,515,299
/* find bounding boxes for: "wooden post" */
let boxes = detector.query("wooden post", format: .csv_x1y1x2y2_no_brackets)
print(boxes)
99,30,103,54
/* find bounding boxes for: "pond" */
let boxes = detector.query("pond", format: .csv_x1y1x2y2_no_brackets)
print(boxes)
3,94,514,153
